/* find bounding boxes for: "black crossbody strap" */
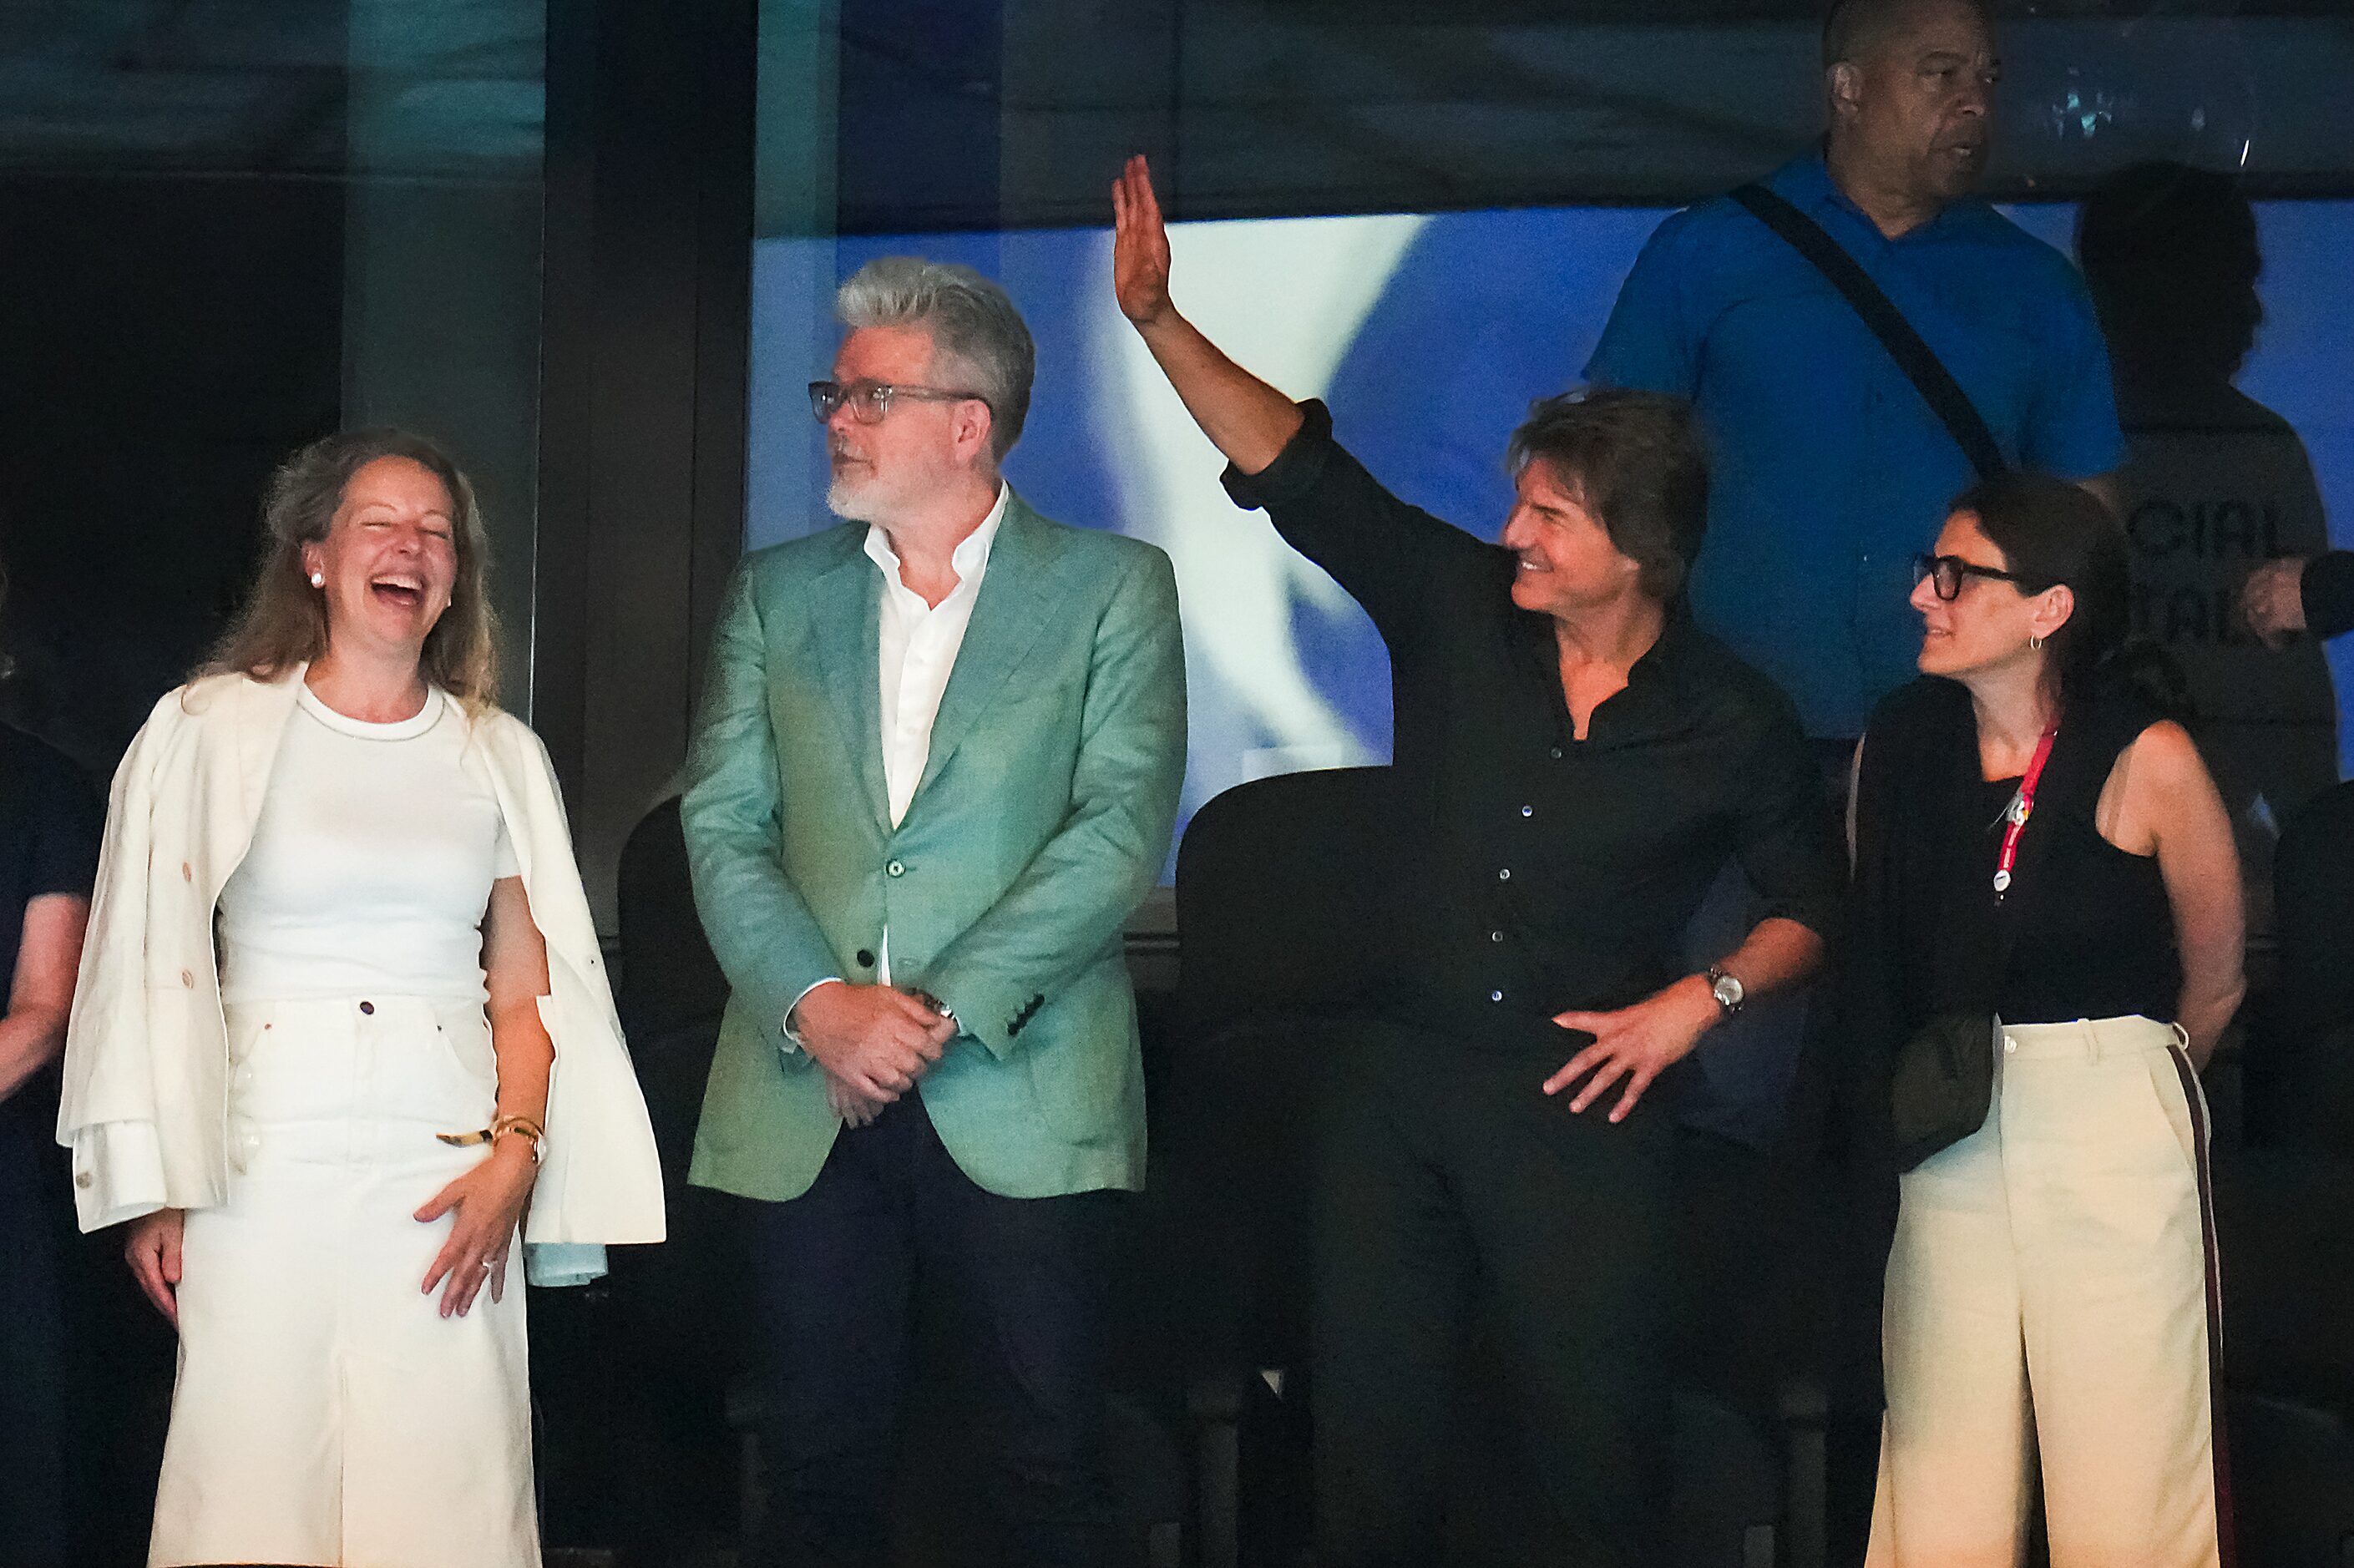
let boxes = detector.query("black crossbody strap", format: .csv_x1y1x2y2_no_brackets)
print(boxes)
1729,182,2007,482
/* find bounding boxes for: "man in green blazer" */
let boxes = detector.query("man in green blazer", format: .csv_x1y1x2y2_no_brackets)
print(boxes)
682,256,1185,1567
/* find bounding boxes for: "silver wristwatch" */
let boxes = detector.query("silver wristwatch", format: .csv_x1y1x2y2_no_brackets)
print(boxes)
1705,965,1746,1019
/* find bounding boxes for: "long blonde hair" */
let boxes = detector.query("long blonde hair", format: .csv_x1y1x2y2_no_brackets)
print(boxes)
206,428,499,706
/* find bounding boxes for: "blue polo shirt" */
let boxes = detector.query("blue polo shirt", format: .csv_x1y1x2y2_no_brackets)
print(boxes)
1586,152,2124,737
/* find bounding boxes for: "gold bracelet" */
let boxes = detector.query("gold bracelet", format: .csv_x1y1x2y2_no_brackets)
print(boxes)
435,1115,545,1165
491,1114,544,1164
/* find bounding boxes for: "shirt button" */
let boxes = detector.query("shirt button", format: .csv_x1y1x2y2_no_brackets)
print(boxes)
1489,990,1505,1003
1549,746,1563,760
74,1171,92,1189
359,1000,375,1015
180,862,194,883
1490,930,1504,943
180,969,194,988
1496,867,1511,882
2002,1034,2017,1055
887,860,906,878
1520,805,1534,818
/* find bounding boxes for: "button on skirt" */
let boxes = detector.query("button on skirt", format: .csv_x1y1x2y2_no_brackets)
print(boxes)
150,996,537,1568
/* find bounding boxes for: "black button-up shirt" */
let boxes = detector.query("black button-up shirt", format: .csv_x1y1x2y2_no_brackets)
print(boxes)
1223,401,1840,1054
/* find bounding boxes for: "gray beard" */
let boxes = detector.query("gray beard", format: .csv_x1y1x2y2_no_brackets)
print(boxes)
826,474,882,524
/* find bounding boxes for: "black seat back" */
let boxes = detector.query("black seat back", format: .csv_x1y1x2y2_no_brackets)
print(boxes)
1174,766,1396,1039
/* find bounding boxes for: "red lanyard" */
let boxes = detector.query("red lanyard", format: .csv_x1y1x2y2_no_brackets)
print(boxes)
1992,724,2058,902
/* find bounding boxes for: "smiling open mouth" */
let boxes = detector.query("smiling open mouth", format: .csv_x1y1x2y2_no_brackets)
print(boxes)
370,575,424,608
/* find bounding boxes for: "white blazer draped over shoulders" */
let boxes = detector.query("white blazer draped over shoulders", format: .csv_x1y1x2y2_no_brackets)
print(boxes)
57,666,665,1282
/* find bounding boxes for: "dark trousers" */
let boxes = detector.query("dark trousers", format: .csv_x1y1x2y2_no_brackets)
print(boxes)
0,1125,68,1568
746,1091,1117,1568
1311,1025,1675,1567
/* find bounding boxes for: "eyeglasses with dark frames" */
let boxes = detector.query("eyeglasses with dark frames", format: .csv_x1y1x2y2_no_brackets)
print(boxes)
1913,552,2030,602
808,380,990,425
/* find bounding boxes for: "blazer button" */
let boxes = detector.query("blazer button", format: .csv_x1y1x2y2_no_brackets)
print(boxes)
886,860,906,878
855,949,876,968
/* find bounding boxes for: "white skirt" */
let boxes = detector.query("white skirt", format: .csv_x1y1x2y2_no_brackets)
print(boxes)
151,995,539,1568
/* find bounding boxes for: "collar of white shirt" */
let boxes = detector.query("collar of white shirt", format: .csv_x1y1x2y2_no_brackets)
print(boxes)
861,481,1010,611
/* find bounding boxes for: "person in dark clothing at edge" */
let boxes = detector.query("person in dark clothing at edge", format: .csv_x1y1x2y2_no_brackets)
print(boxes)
2245,549,2354,647
1111,156,1842,1567
0,550,101,1568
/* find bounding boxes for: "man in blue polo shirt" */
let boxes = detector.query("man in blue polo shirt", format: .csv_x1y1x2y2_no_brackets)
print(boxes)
1587,0,2123,742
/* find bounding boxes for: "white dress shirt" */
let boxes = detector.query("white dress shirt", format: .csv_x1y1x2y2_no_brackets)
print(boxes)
785,484,1007,1038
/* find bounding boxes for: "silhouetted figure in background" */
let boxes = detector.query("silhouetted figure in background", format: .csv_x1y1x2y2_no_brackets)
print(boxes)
610,793,744,1566
0,550,101,1568
2077,161,2339,931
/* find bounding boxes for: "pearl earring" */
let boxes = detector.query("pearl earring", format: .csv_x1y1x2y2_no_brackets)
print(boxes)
309,570,326,588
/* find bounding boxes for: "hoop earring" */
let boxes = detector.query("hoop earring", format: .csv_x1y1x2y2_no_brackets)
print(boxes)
309,571,326,588
2028,632,2045,650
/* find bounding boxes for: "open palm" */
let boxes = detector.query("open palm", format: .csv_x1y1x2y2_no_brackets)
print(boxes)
1111,154,1174,326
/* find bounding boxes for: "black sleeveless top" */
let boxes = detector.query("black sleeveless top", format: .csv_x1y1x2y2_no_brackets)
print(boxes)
1972,771,2178,1024
1850,678,2180,1052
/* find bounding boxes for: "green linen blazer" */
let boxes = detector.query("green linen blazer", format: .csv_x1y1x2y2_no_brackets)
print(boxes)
682,495,1187,1202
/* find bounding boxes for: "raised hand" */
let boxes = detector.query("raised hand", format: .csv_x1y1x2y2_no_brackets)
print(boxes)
1111,154,1174,327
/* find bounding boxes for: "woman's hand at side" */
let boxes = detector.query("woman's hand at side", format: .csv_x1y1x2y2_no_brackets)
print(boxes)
124,1207,186,1326
416,1137,536,1317
417,873,557,1318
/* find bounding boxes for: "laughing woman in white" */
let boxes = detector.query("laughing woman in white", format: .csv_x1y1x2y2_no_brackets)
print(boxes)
58,430,664,1568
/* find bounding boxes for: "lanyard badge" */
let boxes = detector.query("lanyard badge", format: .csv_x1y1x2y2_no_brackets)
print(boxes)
1992,724,2058,903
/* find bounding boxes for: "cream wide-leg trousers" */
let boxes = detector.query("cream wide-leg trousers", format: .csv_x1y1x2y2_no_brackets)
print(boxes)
1865,1014,2230,1568
150,996,537,1568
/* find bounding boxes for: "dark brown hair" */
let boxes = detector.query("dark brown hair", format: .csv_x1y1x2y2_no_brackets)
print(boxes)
1509,387,1709,603
205,428,499,706
1950,471,2137,702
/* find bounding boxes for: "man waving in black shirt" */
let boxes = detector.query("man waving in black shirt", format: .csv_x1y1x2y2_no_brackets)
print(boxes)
1114,157,1840,1565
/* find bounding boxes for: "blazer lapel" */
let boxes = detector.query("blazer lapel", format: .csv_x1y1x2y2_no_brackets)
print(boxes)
804,544,891,831
912,496,1068,804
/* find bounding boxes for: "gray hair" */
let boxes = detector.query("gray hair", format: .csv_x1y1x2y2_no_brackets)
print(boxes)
836,256,1036,460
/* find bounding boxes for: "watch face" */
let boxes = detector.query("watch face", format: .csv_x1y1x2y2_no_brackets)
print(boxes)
1713,974,1744,1009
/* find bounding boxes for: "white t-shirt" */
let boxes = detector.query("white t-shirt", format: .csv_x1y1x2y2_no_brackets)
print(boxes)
217,685,519,1004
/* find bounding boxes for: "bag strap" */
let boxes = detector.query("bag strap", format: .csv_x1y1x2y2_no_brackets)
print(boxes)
1728,183,2008,482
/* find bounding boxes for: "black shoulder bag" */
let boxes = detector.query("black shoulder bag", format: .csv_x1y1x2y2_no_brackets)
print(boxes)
1728,182,2008,482
1886,723,2058,1171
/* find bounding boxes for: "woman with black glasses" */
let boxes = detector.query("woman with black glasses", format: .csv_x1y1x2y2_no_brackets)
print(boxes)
1852,473,2243,1566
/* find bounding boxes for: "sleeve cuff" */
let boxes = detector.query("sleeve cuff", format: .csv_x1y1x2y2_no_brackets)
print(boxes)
2303,551,2354,640
1218,399,1337,513
524,1242,609,1288
781,977,843,1055
69,1120,170,1232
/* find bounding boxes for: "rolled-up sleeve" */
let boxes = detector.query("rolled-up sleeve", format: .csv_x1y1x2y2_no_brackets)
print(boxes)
70,1120,170,1232
1220,398,1491,654
1729,697,1843,942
